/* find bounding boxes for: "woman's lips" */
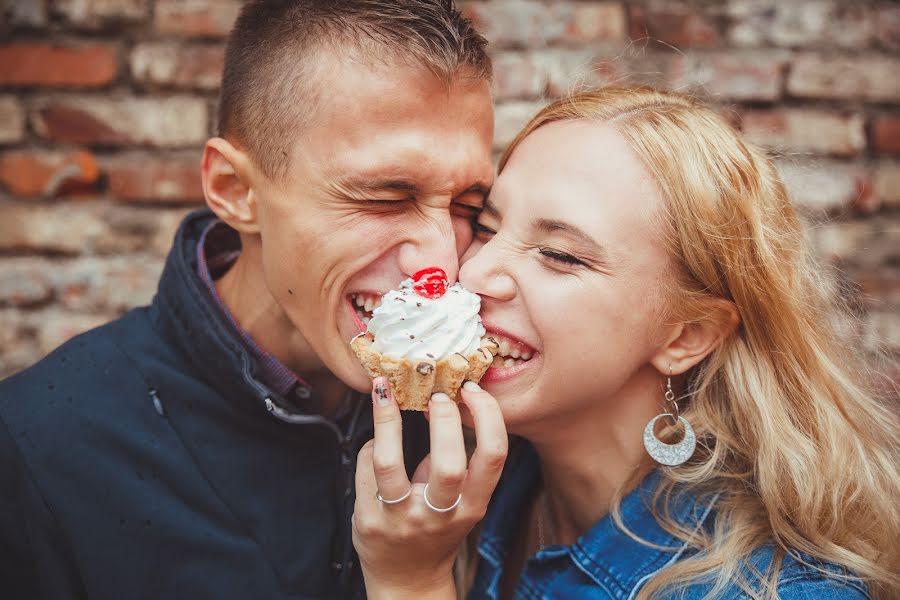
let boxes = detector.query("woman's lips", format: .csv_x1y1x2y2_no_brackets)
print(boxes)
481,352,540,383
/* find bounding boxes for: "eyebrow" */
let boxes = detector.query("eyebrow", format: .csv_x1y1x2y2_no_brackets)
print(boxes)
335,176,490,201
534,218,608,258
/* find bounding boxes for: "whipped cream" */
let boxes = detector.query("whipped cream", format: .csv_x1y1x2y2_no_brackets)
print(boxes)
366,278,485,360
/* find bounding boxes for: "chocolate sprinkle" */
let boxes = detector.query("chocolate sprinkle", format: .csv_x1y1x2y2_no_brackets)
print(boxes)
416,362,434,375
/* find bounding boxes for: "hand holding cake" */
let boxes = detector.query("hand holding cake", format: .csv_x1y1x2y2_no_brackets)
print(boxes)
351,267,499,410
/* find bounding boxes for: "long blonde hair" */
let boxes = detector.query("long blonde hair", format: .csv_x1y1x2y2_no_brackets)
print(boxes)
495,87,900,599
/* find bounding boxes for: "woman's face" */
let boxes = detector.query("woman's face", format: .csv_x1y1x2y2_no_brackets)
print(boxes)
460,120,676,432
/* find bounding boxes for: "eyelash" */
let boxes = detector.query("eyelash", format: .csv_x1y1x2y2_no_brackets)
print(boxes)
539,248,585,266
472,221,495,237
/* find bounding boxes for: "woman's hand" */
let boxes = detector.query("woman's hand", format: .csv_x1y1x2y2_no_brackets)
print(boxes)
352,377,508,600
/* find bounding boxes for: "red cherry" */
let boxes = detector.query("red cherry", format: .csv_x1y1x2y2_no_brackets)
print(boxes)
412,267,448,299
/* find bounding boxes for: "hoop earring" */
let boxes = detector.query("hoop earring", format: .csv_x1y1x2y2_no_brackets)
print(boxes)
643,367,696,466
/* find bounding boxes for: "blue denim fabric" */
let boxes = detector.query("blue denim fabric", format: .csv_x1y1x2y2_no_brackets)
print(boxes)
469,442,869,600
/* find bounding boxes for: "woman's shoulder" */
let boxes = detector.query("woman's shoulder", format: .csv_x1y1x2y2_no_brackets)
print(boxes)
768,548,870,599
673,546,870,600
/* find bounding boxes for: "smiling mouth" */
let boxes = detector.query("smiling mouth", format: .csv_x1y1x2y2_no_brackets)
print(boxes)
349,293,383,326
488,333,535,368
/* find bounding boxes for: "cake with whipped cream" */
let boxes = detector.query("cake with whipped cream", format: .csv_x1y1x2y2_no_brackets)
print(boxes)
351,267,499,411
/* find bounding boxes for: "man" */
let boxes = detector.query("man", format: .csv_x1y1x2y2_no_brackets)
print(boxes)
0,1,495,598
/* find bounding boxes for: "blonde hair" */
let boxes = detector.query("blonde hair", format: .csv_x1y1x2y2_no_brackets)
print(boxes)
495,87,900,599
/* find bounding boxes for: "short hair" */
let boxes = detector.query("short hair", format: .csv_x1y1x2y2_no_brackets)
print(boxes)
218,0,492,180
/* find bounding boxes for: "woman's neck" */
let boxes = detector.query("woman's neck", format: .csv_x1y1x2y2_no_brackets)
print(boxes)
526,372,661,545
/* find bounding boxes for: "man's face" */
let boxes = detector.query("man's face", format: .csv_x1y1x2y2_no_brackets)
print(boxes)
252,57,495,391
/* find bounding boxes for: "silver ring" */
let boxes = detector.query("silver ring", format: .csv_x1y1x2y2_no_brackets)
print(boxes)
422,483,462,513
376,487,412,505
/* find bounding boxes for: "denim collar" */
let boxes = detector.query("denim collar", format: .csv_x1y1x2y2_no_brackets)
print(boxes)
477,440,719,599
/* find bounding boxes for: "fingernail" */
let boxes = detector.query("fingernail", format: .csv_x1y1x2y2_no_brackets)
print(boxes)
463,380,481,392
430,392,451,403
373,378,390,407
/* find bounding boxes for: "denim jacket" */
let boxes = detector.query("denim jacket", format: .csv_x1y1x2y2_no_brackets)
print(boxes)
469,442,869,600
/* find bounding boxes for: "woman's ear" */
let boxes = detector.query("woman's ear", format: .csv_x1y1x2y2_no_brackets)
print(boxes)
201,137,260,234
651,299,740,376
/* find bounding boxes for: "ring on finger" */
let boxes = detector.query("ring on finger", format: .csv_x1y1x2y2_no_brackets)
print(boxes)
376,487,412,505
423,482,462,513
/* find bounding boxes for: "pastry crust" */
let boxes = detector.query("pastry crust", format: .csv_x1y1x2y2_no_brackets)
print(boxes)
351,334,499,411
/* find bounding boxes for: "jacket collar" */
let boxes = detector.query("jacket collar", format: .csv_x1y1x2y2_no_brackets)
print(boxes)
152,209,348,434
478,441,718,598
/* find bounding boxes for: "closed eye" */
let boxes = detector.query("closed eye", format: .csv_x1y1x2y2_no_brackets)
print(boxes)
539,248,585,266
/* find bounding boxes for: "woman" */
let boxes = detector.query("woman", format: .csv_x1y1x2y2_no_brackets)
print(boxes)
352,87,900,599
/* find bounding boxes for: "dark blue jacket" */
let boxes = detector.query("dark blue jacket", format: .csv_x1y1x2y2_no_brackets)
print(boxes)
471,442,870,599
0,210,428,599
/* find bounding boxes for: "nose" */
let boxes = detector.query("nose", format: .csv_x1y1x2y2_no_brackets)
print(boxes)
397,210,460,283
458,238,516,301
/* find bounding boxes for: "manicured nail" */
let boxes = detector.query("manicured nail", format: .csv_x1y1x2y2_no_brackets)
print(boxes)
430,392,451,403
463,380,481,392
373,378,390,407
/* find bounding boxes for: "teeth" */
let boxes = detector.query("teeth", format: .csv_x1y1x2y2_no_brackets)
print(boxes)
510,348,520,359
364,297,374,312
521,351,532,360
492,355,504,368
354,295,365,307
362,316,370,325
372,298,381,311
498,340,511,357
504,358,515,368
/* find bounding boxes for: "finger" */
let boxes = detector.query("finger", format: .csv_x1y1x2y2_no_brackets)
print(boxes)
459,381,508,510
411,453,431,484
355,439,377,502
371,377,411,504
425,392,467,511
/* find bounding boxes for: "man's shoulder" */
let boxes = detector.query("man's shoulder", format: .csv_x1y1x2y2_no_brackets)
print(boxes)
0,307,169,453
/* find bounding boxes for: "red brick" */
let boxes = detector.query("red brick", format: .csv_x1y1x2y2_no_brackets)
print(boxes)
875,4,900,50
0,149,100,197
0,203,179,255
463,1,561,49
727,0,872,48
0,260,53,308
776,159,871,214
788,53,900,102
53,0,146,27
670,51,789,101
154,0,241,38
873,116,900,155
741,109,866,156
562,2,627,43
130,42,224,90
54,256,164,313
0,308,41,379
491,49,621,101
33,310,113,355
151,208,193,256
0,96,25,144
105,153,204,203
0,43,118,87
630,2,719,48
1,0,47,27
31,96,208,147
873,162,900,209
812,220,881,266
864,311,900,353
494,100,548,151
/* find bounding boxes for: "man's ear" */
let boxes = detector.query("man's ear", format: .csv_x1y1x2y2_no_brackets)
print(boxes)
201,137,260,234
651,299,740,376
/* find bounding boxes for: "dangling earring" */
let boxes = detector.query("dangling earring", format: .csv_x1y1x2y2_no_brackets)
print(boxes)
643,367,696,466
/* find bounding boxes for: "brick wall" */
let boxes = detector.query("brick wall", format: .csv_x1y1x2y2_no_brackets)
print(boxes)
1,0,898,388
